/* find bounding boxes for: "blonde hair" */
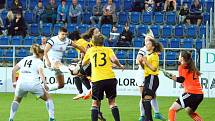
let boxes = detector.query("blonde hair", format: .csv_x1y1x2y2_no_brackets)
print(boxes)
30,44,44,57
7,11,14,22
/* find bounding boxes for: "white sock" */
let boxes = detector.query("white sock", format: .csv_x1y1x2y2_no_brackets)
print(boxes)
48,83,59,91
139,99,145,116
46,99,55,119
151,98,159,113
9,101,19,119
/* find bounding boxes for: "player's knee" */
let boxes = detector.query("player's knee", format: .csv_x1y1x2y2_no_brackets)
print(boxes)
92,100,100,107
185,107,193,116
55,69,64,89
143,95,152,101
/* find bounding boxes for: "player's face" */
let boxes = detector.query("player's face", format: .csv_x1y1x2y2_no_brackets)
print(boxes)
58,31,67,41
93,28,100,36
145,40,154,51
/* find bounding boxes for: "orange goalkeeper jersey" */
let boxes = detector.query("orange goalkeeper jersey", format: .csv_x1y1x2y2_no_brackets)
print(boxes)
178,65,203,94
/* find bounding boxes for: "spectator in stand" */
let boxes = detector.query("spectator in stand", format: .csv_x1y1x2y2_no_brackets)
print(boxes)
117,23,133,47
33,0,45,23
144,0,155,12
0,16,5,36
132,0,144,12
186,0,203,26
69,0,82,24
179,3,189,24
108,26,119,47
10,0,23,14
163,0,176,11
90,0,103,25
5,11,14,36
154,0,163,11
41,0,57,24
57,0,69,24
10,12,27,37
101,0,117,25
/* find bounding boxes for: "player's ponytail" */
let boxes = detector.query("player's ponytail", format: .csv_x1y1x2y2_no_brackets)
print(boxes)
180,51,200,75
31,44,44,58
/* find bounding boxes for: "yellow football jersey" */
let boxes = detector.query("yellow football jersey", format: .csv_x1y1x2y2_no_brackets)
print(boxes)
144,52,159,77
73,38,92,53
83,46,116,82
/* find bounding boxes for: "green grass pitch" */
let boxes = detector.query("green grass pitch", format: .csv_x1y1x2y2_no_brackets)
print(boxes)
1,93,214,121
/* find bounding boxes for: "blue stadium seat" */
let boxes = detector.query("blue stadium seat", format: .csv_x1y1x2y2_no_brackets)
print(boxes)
116,50,126,65
11,36,23,45
174,25,184,38
166,51,177,66
53,23,64,35
6,0,13,9
183,0,192,7
123,0,133,12
150,25,160,38
170,38,180,48
186,25,197,38
114,0,121,12
117,24,124,33
24,11,34,24
66,49,78,59
20,0,28,10
29,24,40,36
41,23,53,36
181,38,193,48
16,48,27,58
90,24,100,29
159,52,164,65
78,0,85,8
129,24,136,36
142,12,153,25
199,25,206,38
101,24,112,37
28,0,38,10
154,12,164,24
35,36,42,44
195,39,204,50
0,10,8,25
87,0,96,11
159,38,168,48
82,12,92,24
67,24,77,32
205,0,214,12
166,12,177,25
203,12,210,24
162,25,172,38
118,12,129,25
0,36,10,45
5,49,13,63
78,24,89,34
137,25,148,37
133,37,143,47
23,36,35,45
128,50,134,65
0,49,4,62
130,12,141,25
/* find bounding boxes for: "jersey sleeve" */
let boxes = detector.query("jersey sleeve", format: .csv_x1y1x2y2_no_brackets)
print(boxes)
138,47,147,56
17,58,25,67
108,48,115,58
46,38,55,46
83,49,90,63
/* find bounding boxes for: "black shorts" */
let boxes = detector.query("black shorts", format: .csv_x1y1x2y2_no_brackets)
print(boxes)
92,78,117,101
176,93,203,112
79,63,91,77
142,75,159,99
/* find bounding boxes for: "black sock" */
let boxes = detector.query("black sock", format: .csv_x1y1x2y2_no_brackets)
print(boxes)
74,77,83,94
81,76,91,90
143,100,153,121
111,106,120,121
91,106,99,121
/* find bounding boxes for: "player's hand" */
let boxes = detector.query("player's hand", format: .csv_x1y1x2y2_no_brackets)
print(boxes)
45,60,51,67
171,75,177,81
120,65,125,71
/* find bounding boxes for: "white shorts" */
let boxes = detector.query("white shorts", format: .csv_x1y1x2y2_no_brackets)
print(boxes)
15,81,44,98
135,70,145,86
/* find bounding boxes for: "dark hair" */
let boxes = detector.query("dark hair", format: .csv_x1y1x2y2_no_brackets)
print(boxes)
59,27,68,33
93,34,104,46
31,44,44,58
180,51,200,75
69,30,81,41
148,38,163,52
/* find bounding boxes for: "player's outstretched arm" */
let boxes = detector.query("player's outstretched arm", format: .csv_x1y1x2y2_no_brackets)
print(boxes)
71,41,86,54
110,55,125,71
44,43,52,67
38,68,49,90
12,65,20,88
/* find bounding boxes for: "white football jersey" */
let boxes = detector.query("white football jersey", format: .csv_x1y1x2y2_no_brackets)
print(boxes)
17,55,44,83
47,36,71,62
137,46,147,70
